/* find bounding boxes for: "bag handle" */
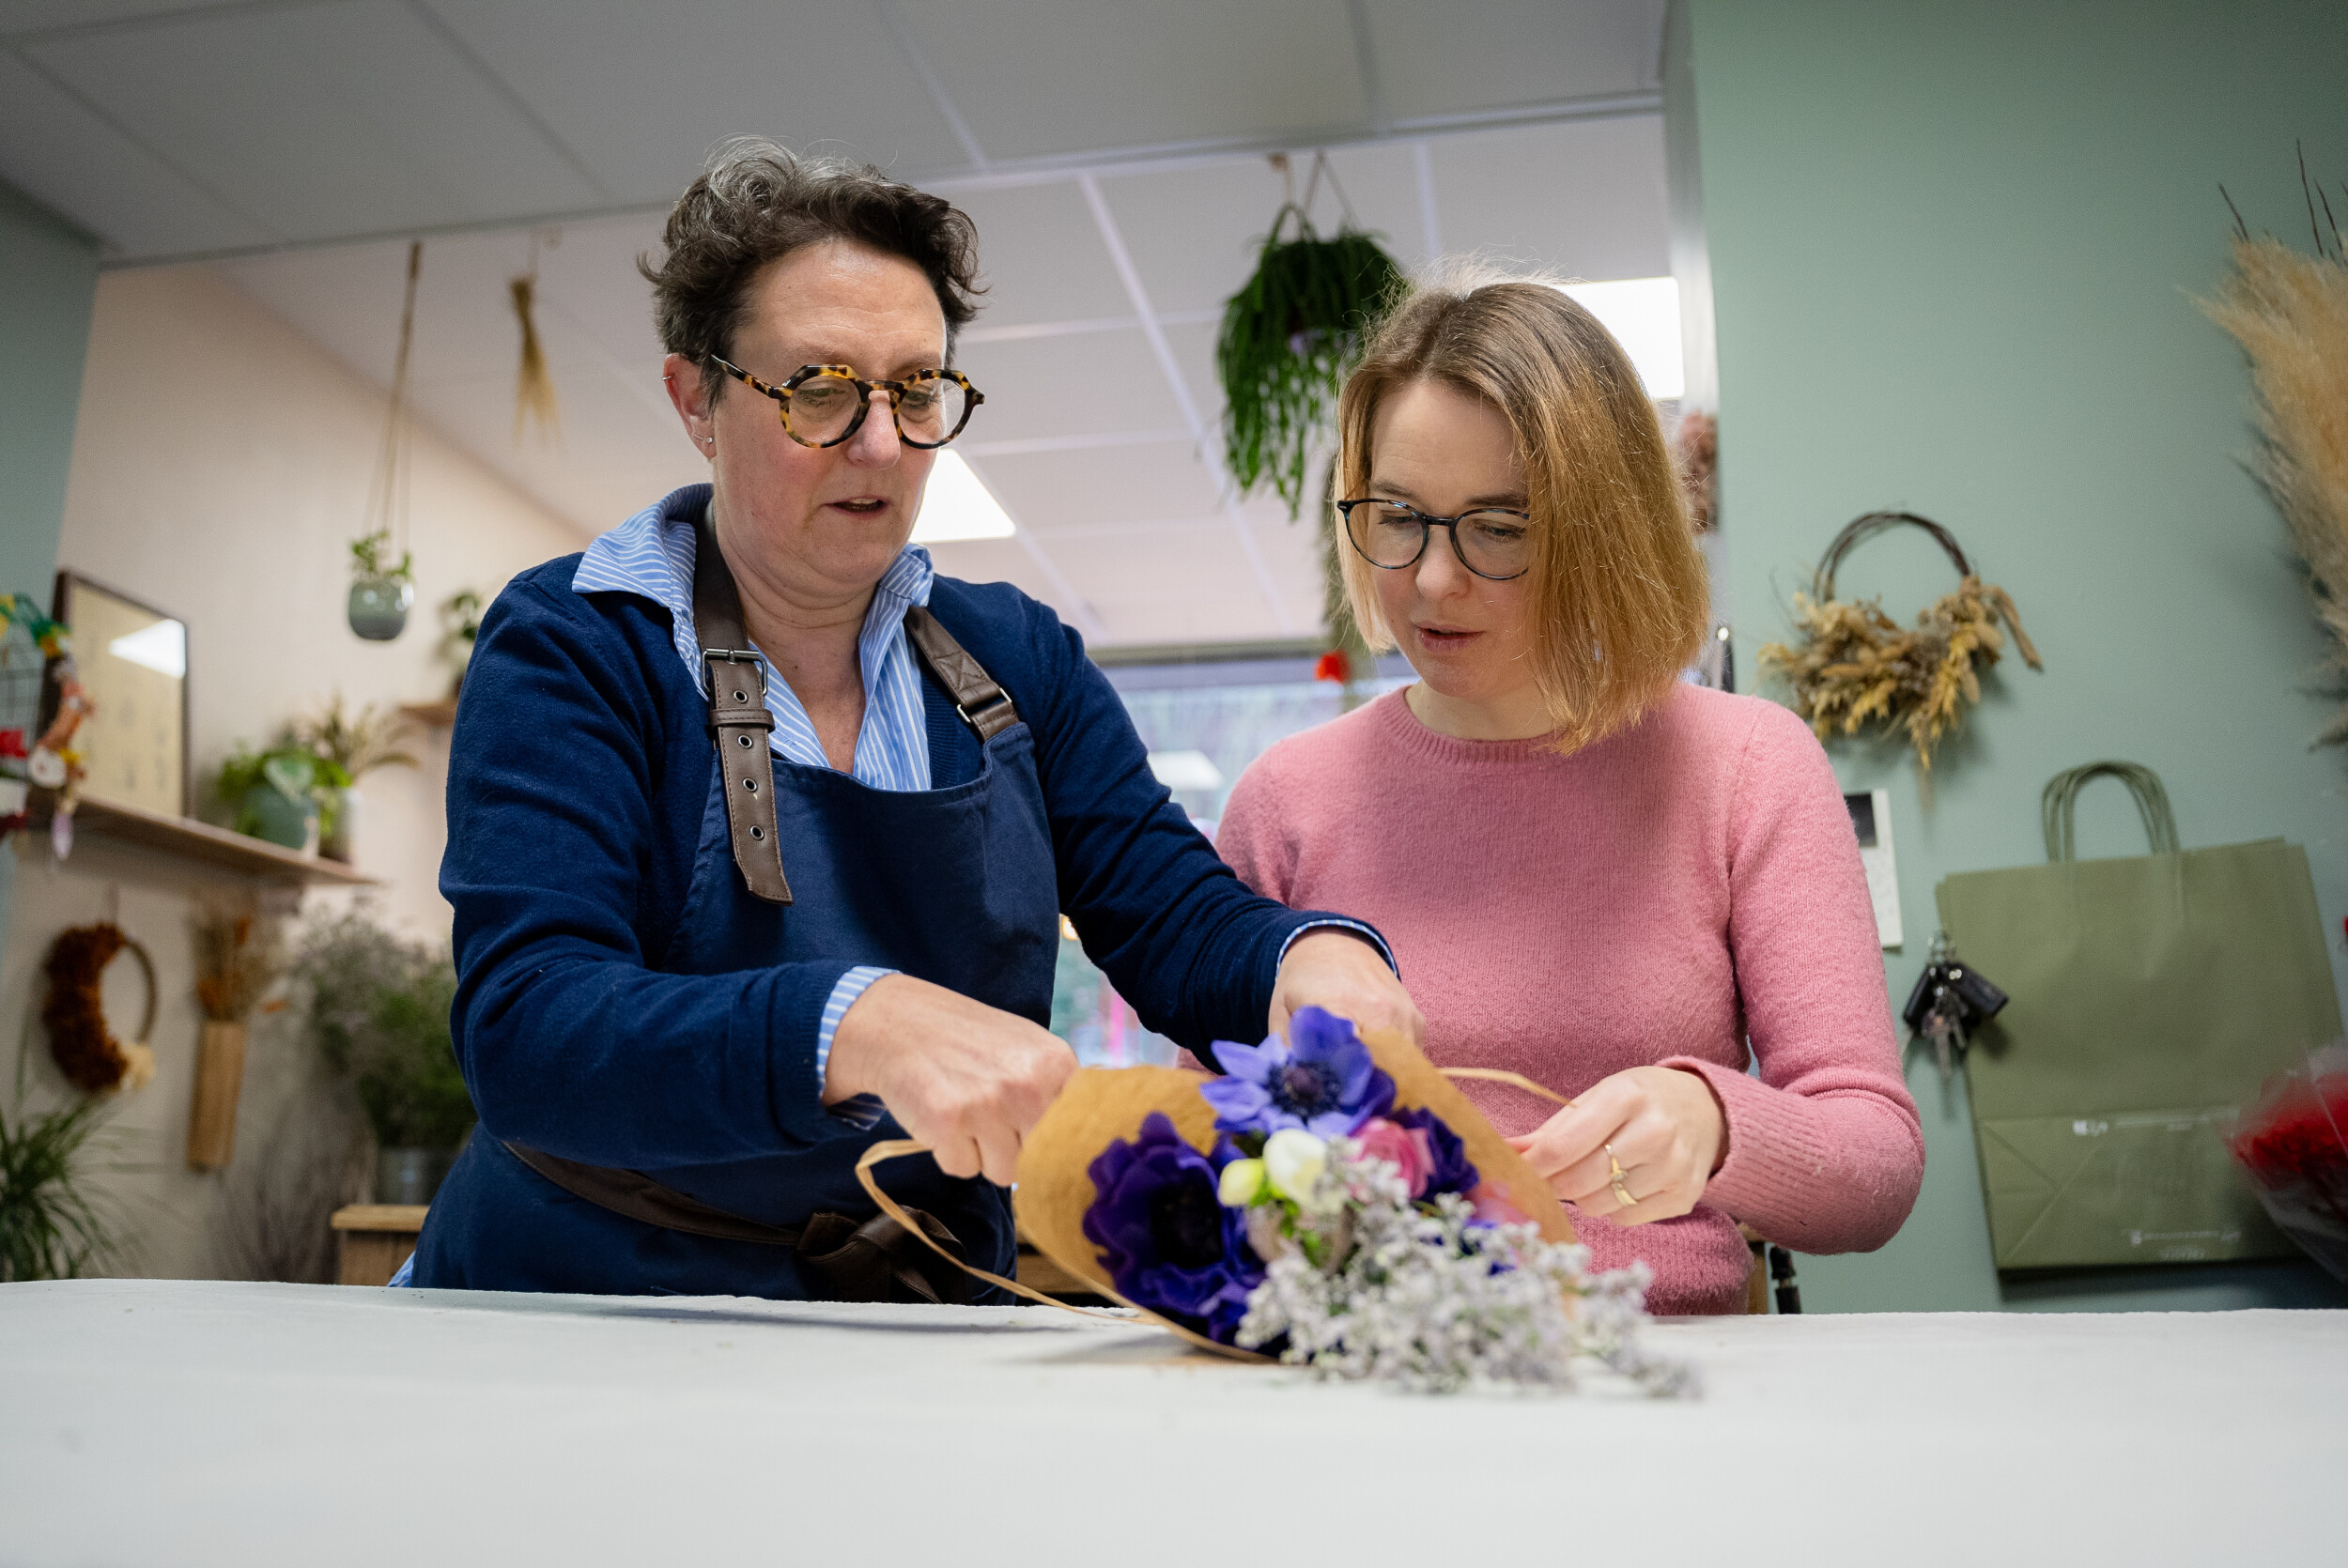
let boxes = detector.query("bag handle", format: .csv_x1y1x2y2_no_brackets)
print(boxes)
2041,761,2180,861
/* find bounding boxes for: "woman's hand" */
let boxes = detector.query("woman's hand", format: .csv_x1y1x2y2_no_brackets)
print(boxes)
1506,1066,1728,1225
1269,930,1426,1048
824,974,1076,1187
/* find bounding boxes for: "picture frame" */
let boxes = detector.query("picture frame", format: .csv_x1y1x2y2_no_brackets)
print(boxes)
50,571,191,818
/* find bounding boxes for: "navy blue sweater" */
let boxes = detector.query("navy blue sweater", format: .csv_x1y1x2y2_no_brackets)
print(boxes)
440,546,1342,1169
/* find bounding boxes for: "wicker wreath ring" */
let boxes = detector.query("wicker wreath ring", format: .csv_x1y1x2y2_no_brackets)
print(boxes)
43,922,159,1095
1757,511,2042,770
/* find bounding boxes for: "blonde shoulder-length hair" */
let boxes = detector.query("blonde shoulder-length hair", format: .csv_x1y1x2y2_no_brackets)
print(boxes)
1335,262,1710,752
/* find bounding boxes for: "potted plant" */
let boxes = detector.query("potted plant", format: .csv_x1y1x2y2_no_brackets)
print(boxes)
295,909,475,1207
438,589,483,699
0,1087,116,1281
289,695,417,863
218,743,344,853
348,530,415,641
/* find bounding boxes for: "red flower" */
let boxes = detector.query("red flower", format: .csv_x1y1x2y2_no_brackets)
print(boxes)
1313,650,1351,684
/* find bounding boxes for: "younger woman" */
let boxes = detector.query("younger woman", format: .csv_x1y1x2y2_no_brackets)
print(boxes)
1215,268,1923,1314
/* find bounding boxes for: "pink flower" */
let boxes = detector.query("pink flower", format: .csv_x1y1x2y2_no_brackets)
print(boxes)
1469,1182,1530,1226
1356,1116,1436,1198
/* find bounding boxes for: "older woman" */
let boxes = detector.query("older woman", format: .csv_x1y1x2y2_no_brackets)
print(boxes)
1214,267,1923,1314
409,142,1417,1300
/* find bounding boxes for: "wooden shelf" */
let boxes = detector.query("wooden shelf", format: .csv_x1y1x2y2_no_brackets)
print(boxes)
62,797,378,886
398,698,459,728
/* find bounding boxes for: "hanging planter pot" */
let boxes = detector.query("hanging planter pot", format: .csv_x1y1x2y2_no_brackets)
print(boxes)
347,531,414,641
1215,154,1405,518
348,241,424,642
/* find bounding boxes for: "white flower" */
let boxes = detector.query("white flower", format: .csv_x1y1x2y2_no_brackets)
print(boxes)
1262,1130,1327,1206
1218,1157,1266,1207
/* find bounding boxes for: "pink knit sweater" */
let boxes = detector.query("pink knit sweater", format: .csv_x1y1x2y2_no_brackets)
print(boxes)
1215,684,1924,1315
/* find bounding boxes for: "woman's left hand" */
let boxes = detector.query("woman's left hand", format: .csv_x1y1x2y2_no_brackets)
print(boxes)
1270,930,1426,1049
1506,1066,1728,1225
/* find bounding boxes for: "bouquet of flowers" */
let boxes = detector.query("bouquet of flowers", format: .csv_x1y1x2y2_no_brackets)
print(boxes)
2224,1042,2348,1284
869,1007,1689,1395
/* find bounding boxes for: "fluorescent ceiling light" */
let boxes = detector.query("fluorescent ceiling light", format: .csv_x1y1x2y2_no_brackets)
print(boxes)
1147,749,1225,792
108,619,186,678
1557,277,1685,401
912,451,1017,543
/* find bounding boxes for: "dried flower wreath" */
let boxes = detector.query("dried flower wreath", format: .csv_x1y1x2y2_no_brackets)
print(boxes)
1757,511,2042,770
43,923,158,1095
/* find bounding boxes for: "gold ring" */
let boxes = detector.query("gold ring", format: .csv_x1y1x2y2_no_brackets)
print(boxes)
1605,1142,1637,1207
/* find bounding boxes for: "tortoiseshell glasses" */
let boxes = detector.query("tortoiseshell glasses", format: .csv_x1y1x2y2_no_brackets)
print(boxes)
708,357,983,449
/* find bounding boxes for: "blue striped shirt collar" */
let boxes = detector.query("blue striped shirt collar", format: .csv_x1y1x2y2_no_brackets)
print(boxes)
572,484,935,792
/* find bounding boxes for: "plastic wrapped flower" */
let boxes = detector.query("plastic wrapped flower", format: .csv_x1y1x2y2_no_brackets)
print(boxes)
1082,1113,1263,1343
1201,1007,1395,1139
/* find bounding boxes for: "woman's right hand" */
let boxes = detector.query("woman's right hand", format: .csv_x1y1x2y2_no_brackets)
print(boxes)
823,973,1076,1187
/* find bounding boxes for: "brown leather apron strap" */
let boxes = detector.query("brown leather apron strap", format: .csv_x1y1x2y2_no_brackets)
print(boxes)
692,511,792,905
688,515,1023,906
505,1140,975,1305
904,604,1021,740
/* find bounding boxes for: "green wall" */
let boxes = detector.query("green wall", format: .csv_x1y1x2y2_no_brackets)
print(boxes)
1686,0,2348,1312
0,183,100,938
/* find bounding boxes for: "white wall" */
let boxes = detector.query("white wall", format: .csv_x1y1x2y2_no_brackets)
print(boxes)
2,264,584,1280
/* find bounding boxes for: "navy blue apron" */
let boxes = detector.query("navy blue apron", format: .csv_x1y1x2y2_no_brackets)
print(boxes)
416,593,1058,1299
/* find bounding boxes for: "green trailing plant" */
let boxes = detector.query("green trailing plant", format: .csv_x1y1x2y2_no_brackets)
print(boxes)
0,1089,116,1282
349,529,414,586
296,909,475,1149
1217,190,1404,518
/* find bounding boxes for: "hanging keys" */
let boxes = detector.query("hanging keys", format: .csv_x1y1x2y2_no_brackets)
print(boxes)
1901,932,2010,1085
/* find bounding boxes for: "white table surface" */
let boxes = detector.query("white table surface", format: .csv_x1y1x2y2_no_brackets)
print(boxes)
0,1280,2339,1567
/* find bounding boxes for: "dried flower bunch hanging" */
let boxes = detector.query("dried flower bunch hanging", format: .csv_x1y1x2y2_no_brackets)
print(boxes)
2200,152,2348,744
1757,511,2042,770
193,896,286,1025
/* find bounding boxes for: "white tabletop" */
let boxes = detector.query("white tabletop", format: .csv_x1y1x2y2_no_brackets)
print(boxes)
0,1280,2339,1566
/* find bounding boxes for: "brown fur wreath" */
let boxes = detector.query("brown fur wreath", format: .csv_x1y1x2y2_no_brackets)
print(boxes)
1756,512,2043,770
43,923,158,1094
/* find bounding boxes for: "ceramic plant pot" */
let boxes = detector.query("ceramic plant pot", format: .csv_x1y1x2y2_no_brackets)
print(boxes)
348,578,414,641
239,777,317,853
374,1145,459,1207
320,785,359,863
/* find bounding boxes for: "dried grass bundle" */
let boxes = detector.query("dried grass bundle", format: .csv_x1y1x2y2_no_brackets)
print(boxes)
2199,169,2348,743
1758,512,2042,770
193,894,285,1023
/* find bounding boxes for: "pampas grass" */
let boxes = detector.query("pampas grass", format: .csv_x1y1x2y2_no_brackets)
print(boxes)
2201,163,2348,744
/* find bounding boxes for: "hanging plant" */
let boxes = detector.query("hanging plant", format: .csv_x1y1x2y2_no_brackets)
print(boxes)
510,227,561,443
1217,152,1405,518
2200,150,2348,745
1755,511,2043,771
350,240,423,642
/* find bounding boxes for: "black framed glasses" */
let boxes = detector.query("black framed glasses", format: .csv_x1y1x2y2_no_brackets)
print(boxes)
1336,498,1537,582
708,357,983,450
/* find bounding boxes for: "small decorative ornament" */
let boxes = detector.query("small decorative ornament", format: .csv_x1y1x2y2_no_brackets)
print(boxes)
1756,511,2043,771
42,923,159,1095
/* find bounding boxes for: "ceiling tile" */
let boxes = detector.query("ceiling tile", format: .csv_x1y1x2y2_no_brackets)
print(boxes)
0,49,271,256
1360,0,1663,120
919,536,1071,613
950,327,1181,445
966,440,1219,534
947,180,1130,327
422,0,967,207
26,0,607,243
1098,161,1275,319
894,0,1366,161
1429,116,1668,281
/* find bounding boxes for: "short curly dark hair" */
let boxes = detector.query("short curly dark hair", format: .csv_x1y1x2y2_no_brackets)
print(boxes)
641,137,985,403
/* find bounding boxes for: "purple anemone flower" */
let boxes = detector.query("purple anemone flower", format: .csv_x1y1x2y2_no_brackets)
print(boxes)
1391,1104,1479,1201
1081,1113,1262,1343
1199,1006,1396,1139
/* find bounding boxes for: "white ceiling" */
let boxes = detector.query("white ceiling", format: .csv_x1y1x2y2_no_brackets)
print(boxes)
1,0,1673,648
